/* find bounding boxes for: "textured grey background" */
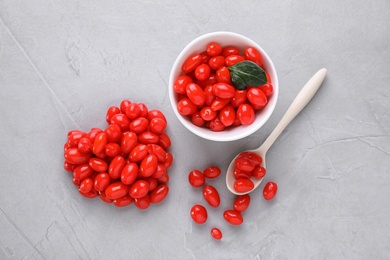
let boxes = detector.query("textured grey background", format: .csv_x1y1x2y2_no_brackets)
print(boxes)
1,1,389,259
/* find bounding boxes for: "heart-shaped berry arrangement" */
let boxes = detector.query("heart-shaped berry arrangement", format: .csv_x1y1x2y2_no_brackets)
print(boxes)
63,100,172,209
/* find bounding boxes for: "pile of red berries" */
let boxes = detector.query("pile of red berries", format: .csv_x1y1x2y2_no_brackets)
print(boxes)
63,100,172,209
173,42,274,131
232,151,266,193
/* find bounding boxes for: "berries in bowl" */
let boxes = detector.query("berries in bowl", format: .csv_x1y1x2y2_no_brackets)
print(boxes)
169,31,278,142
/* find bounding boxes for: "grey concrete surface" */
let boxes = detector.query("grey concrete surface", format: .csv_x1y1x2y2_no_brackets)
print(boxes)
0,1,389,259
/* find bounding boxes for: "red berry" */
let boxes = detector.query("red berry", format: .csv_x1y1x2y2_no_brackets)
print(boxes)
234,178,254,193
244,47,263,66
233,194,251,212
203,166,221,179
206,42,222,57
202,185,220,208
263,181,278,200
190,204,208,224
223,210,243,225
236,104,255,125
210,228,223,240
150,184,169,203
188,170,206,188
182,54,202,73
252,165,266,179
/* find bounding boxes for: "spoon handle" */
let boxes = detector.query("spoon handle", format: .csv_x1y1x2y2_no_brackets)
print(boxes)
257,68,327,153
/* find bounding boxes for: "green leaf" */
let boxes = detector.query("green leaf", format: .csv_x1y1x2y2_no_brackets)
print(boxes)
230,73,247,90
228,60,267,90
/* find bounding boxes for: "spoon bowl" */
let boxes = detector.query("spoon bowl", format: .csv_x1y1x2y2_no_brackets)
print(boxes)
226,146,268,196
226,68,327,195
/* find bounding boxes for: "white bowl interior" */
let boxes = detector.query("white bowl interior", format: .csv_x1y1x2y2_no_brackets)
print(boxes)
169,31,279,142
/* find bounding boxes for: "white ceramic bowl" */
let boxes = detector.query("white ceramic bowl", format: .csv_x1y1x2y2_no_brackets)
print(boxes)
169,31,279,142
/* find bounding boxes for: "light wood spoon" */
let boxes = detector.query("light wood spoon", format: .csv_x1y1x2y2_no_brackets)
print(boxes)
226,68,327,195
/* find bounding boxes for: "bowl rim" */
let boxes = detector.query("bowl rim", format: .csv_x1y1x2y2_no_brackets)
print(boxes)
169,31,279,142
